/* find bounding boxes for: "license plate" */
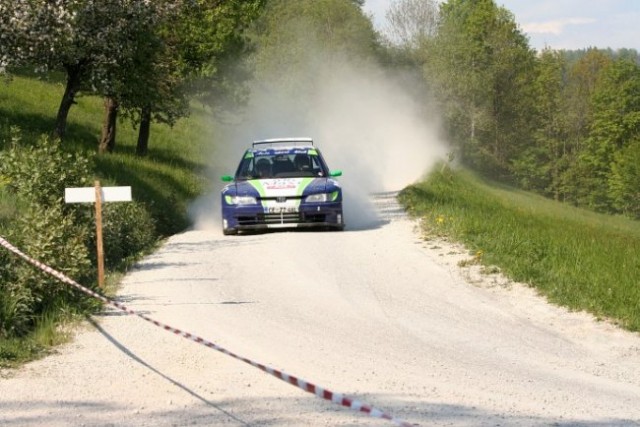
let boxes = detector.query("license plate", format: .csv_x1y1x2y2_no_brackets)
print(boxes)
265,206,299,214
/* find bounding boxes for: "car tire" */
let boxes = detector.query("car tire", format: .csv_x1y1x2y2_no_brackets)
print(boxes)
222,226,238,236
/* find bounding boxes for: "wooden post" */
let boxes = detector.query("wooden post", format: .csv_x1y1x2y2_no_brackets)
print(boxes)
94,181,105,288
65,184,131,288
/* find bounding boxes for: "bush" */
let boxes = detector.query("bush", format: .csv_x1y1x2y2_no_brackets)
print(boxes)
8,203,95,328
0,131,97,338
0,130,93,208
0,127,160,340
99,201,157,269
0,251,32,338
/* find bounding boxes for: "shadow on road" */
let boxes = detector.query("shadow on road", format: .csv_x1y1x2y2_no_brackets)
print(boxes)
86,317,252,426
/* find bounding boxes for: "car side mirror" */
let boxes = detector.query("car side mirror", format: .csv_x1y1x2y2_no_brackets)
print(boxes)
221,175,234,182
329,170,342,177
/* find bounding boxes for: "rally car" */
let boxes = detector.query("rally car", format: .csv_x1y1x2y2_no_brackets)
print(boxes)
220,138,344,235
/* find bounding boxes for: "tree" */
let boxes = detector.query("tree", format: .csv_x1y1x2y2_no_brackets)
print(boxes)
94,0,176,153
578,58,640,212
511,48,567,194
1,0,264,153
1,0,176,140
252,0,377,71
426,0,536,176
2,0,80,138
248,0,378,112
115,0,265,155
557,49,612,204
609,140,640,218
384,0,439,49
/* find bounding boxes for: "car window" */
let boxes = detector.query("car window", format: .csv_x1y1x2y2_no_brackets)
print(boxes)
235,150,329,179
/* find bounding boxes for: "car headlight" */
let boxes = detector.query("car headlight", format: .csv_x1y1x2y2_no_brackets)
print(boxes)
225,195,258,205
305,192,338,203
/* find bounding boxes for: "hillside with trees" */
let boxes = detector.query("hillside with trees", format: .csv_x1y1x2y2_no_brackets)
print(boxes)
384,0,639,217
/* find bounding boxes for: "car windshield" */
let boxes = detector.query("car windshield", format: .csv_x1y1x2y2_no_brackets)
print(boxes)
235,148,329,180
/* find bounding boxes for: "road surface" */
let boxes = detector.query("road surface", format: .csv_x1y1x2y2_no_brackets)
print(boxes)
1,194,639,426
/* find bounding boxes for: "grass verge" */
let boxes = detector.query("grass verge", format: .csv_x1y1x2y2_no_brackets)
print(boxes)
399,166,640,332
0,74,214,365
1,74,213,236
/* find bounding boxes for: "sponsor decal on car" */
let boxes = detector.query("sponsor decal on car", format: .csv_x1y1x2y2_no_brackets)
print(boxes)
247,178,316,199
263,179,298,191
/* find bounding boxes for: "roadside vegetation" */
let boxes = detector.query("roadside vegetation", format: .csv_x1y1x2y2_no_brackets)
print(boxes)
0,75,210,367
400,167,640,331
1,0,639,366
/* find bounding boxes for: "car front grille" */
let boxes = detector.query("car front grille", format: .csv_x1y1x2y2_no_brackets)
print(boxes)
235,212,328,226
301,213,327,223
264,212,300,224
236,216,261,226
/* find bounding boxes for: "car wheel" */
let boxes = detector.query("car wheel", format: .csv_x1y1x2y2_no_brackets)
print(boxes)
222,221,238,235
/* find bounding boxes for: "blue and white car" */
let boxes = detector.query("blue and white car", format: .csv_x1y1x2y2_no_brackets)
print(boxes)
220,138,344,235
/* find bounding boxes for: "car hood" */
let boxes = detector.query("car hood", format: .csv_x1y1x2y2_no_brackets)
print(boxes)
226,177,338,198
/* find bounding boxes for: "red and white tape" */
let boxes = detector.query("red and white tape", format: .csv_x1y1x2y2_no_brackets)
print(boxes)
0,236,415,427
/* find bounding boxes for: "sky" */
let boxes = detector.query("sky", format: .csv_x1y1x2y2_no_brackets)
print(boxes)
363,0,640,51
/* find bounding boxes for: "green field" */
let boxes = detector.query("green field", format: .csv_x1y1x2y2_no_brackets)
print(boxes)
0,74,213,236
399,167,640,331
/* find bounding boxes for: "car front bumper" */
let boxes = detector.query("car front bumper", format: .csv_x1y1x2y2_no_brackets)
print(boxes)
222,202,344,232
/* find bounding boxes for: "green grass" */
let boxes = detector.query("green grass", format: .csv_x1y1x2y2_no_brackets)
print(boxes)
399,167,640,331
0,74,214,364
0,74,213,236
0,309,74,369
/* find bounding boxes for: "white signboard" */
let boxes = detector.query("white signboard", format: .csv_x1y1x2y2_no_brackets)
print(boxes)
65,186,132,203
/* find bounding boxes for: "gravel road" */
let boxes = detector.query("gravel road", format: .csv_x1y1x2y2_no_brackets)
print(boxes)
1,194,639,426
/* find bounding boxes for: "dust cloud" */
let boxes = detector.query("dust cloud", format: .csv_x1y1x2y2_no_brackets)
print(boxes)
189,52,448,231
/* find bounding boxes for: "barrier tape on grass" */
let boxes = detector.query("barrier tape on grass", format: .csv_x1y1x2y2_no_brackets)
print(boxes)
0,236,414,427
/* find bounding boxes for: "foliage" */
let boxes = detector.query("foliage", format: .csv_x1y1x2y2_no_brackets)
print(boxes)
8,202,95,318
0,0,173,137
511,48,567,195
426,0,536,176
0,129,160,345
110,0,266,142
0,131,96,339
421,1,638,218
0,131,93,207
383,0,439,49
609,141,640,218
0,73,208,352
572,58,640,212
1,0,264,149
0,249,32,338
99,201,157,270
174,0,266,109
250,0,378,82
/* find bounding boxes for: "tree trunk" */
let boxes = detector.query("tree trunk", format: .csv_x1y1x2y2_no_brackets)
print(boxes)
99,97,119,153
136,107,151,156
54,64,82,140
